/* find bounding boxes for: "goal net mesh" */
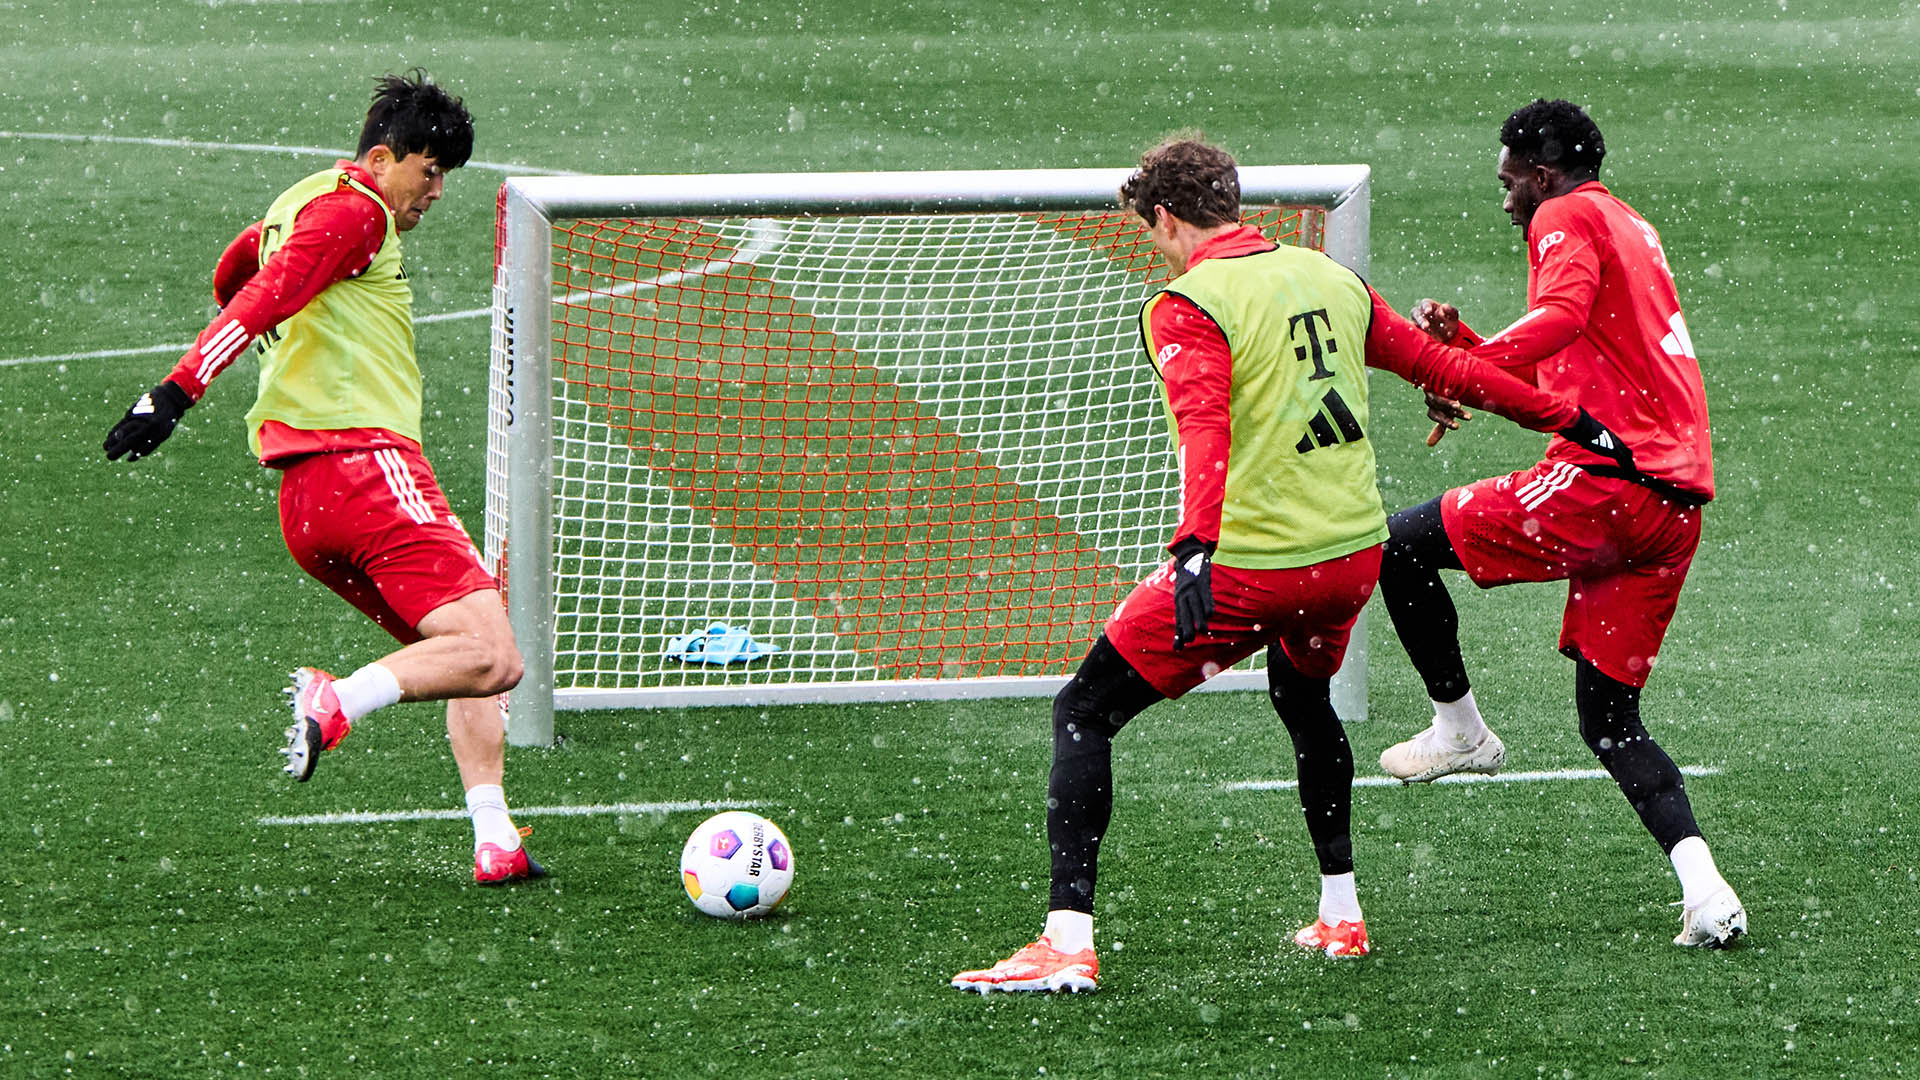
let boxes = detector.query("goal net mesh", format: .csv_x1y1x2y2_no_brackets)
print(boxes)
487,204,1324,694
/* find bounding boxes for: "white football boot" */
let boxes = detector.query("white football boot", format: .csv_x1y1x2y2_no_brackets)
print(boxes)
1673,885,1747,948
1378,721,1506,783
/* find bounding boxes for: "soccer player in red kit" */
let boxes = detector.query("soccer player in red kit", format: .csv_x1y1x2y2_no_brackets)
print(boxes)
104,72,545,885
1374,99,1744,946
952,136,1636,992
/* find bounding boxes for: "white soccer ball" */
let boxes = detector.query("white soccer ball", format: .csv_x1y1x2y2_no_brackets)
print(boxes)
679,810,795,919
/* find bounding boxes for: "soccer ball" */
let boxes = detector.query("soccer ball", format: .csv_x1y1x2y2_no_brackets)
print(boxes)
679,811,795,919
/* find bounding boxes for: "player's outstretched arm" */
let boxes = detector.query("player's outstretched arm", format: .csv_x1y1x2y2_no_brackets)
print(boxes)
1364,287,1633,466
1365,288,1573,431
105,197,383,464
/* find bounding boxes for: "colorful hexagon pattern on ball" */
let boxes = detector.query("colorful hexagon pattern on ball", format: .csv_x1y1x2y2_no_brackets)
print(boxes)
678,811,796,919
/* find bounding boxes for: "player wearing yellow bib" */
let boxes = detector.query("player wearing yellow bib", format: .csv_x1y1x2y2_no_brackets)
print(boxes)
953,136,1633,992
103,72,544,885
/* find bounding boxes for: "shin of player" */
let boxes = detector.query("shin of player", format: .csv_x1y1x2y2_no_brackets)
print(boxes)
104,72,545,885
1375,98,1742,947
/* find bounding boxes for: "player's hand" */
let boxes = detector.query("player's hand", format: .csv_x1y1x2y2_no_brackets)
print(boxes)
1410,299,1461,344
104,380,193,462
1559,407,1637,473
1169,536,1216,650
1424,390,1472,447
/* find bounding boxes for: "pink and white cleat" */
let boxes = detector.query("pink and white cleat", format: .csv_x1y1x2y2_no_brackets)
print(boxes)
475,827,548,885
281,667,353,782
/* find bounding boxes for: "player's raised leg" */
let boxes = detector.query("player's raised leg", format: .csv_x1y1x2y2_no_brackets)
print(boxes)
282,586,545,883
1376,496,1506,782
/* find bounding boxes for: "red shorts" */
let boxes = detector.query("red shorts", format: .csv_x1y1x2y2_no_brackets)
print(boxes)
1104,545,1381,699
1442,460,1702,687
276,446,498,644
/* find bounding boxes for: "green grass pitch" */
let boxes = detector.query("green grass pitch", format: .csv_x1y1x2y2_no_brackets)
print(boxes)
3,1,1918,1076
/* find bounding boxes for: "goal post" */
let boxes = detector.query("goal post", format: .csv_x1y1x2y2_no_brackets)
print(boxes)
488,165,1371,746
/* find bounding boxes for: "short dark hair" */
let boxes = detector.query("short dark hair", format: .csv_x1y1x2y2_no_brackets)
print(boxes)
1118,134,1240,228
356,69,474,169
1500,98,1604,178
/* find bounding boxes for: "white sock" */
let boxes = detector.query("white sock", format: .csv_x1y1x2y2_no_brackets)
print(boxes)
1431,690,1487,748
1669,836,1728,909
331,662,402,722
1042,909,1094,954
464,784,521,853
1318,872,1363,925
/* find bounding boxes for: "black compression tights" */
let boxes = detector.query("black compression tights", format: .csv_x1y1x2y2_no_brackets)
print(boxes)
1575,657,1702,853
1267,654,1355,877
1046,637,1358,915
1046,635,1163,914
1383,497,1702,852
1378,497,1473,702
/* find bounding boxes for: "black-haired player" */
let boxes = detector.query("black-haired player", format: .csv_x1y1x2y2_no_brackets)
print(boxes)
1376,98,1744,948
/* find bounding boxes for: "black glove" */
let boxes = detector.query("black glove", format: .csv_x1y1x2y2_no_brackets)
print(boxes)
1169,536,1216,650
1559,407,1636,473
104,381,194,462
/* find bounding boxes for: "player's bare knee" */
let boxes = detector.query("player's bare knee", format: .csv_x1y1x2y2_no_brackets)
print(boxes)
491,648,524,694
473,640,523,696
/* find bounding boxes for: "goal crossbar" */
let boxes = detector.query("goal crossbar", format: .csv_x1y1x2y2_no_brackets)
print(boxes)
490,165,1371,745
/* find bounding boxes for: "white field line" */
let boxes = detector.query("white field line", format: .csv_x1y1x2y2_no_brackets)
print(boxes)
2,341,196,368
260,797,762,827
1224,765,1721,793
1,144,781,370
0,130,578,176
0,130,582,370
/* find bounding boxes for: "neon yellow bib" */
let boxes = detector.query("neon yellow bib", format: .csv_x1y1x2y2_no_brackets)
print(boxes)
243,169,419,456
1142,245,1385,569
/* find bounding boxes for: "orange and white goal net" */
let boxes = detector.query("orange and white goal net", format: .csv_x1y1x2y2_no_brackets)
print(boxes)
487,166,1370,742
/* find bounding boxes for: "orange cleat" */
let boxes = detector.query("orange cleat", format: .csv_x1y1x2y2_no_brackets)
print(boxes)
1293,918,1370,958
951,936,1098,993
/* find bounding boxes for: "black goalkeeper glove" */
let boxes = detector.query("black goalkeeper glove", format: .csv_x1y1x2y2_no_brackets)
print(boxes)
1559,407,1636,473
1169,536,1216,651
104,380,194,462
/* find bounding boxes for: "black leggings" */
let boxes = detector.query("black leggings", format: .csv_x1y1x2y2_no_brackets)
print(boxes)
1379,496,1702,853
1046,636,1356,914
1575,656,1701,853
1378,496,1472,703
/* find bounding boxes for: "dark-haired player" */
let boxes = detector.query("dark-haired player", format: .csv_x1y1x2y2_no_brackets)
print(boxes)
1374,98,1743,946
104,71,545,885
951,134,1636,992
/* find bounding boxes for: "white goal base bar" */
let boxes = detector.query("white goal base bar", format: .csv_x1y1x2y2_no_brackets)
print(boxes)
554,669,1278,711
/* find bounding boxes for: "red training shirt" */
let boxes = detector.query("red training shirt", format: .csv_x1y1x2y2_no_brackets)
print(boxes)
1452,181,1713,501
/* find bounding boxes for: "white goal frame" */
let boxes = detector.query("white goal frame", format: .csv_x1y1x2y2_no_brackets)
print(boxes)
489,165,1370,745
